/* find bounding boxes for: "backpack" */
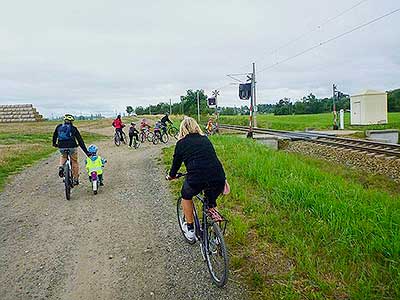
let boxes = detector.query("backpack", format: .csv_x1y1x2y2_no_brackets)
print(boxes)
57,124,73,141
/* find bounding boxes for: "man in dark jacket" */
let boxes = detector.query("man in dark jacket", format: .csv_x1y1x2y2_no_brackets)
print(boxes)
160,113,172,134
52,114,89,185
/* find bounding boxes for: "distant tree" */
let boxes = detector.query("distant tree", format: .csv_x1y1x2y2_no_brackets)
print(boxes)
388,89,400,112
126,106,134,115
135,106,145,115
180,90,213,117
274,98,293,115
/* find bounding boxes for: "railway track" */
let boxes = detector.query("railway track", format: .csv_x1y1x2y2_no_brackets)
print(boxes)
219,124,400,158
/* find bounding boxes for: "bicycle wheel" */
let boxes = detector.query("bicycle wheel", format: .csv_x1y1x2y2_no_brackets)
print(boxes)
161,132,169,144
64,163,71,200
147,132,154,143
114,134,121,146
168,126,179,139
152,133,159,145
121,132,127,144
133,138,140,149
139,132,145,143
176,197,196,245
204,220,229,287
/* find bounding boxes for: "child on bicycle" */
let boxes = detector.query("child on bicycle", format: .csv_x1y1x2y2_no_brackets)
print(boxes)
167,117,226,241
140,118,151,131
154,121,162,137
85,144,107,186
128,122,139,147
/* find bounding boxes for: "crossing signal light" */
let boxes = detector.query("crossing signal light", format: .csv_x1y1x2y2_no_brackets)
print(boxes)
208,97,216,107
239,83,251,100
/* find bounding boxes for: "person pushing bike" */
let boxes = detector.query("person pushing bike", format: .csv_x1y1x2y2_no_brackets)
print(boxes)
167,116,226,241
112,115,125,142
52,114,89,185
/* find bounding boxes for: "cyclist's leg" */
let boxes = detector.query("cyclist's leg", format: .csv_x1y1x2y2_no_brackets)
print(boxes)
181,180,203,229
204,181,225,209
59,149,68,177
128,134,133,147
59,152,67,166
70,149,79,180
99,174,104,186
182,199,194,223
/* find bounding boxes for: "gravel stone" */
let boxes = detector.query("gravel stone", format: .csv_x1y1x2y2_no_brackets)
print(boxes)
286,141,400,181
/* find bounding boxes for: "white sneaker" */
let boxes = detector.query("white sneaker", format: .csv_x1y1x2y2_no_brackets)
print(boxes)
182,222,195,241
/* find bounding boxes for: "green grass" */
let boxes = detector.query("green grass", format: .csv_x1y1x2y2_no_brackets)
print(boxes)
0,122,107,191
162,135,400,299
218,112,400,132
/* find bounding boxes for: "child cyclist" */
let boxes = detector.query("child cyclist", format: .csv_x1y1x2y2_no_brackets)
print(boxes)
85,144,107,186
128,122,139,147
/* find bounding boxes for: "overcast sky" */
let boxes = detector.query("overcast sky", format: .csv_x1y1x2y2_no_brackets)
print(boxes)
0,0,399,117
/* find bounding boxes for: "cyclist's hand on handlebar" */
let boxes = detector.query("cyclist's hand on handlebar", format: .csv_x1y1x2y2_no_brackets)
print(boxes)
165,175,173,181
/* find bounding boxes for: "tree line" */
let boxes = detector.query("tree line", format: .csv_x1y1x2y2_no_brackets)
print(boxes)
129,88,400,117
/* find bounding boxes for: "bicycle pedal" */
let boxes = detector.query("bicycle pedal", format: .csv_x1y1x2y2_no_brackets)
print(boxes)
207,209,224,222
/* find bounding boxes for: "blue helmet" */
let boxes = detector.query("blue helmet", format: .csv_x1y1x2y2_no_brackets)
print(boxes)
88,144,98,155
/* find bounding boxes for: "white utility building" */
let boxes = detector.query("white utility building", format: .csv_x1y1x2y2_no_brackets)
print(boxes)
350,90,387,125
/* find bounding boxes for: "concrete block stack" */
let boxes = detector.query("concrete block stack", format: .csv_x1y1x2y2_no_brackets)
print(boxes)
0,104,44,123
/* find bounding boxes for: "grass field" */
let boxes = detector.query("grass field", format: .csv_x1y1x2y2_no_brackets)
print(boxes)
163,135,399,299
0,121,107,191
218,112,400,132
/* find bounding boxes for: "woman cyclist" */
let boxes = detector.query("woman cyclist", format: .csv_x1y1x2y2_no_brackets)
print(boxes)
167,117,226,241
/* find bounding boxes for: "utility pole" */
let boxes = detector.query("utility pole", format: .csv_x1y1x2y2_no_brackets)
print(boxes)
169,98,172,115
252,62,257,128
332,84,338,130
212,90,220,132
180,96,184,115
197,90,200,123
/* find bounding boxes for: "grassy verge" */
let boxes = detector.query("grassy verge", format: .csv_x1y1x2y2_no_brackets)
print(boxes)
0,127,106,191
218,112,400,132
162,135,399,299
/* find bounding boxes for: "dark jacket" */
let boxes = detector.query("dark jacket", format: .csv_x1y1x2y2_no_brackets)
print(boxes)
52,123,88,154
161,115,172,125
169,133,225,185
129,126,139,136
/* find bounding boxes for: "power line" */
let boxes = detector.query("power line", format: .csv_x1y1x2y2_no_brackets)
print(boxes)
257,7,400,74
213,0,370,96
237,0,369,70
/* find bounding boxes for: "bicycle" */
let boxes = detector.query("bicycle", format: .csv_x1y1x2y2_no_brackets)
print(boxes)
166,123,179,139
170,173,229,287
139,127,154,143
114,130,126,146
153,128,169,144
131,136,141,149
62,150,74,200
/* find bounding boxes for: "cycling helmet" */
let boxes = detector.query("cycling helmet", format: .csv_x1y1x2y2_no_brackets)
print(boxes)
88,144,98,155
131,122,135,125
64,114,75,122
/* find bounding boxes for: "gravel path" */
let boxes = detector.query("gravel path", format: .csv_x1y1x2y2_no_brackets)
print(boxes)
0,136,247,299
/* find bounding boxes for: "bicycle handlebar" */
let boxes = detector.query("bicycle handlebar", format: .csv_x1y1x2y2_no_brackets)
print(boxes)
165,172,187,180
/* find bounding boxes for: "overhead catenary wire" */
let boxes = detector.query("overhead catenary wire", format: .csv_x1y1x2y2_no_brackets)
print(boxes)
237,0,370,71
213,0,371,96
257,7,400,74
